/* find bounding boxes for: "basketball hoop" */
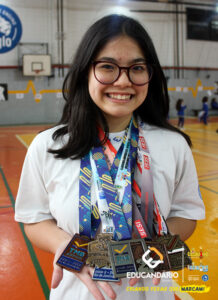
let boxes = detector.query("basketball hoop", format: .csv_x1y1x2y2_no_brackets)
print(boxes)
34,69,42,76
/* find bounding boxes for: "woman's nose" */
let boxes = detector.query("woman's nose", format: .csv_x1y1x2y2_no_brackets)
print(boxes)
113,70,132,87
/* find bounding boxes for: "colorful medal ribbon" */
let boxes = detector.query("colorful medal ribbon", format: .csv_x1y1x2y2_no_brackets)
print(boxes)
79,152,93,237
132,123,168,238
90,118,138,240
79,117,168,240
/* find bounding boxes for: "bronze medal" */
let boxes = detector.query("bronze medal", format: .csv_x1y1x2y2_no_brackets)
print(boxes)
56,233,90,272
87,233,112,268
154,234,192,270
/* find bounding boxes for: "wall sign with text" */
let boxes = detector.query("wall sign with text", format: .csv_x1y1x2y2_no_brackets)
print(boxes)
0,5,22,53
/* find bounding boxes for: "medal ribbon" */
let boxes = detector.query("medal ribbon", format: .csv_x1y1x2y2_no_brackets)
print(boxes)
79,154,93,237
90,119,138,240
132,125,168,237
79,117,168,239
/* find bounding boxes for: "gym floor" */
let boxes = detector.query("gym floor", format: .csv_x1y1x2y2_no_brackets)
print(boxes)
0,117,217,300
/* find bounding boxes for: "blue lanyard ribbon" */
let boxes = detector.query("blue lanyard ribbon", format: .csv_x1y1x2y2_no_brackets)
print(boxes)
79,118,138,240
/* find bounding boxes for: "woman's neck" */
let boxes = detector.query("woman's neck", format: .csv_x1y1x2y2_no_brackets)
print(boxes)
105,115,132,133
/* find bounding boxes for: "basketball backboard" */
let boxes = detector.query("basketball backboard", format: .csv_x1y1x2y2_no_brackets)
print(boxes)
23,54,51,76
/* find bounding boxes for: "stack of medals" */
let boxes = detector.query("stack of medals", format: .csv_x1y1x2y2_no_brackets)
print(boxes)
87,233,192,280
57,232,192,280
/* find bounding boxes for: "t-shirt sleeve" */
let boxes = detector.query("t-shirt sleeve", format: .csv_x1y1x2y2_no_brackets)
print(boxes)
168,139,205,220
15,133,53,223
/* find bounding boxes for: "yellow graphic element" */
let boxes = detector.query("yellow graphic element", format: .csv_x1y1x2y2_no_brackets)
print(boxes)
102,183,116,192
8,79,216,103
168,79,215,98
149,247,164,261
80,167,92,178
187,247,208,257
101,174,113,184
114,245,127,254
79,195,91,208
92,204,100,219
8,80,62,103
16,134,36,149
180,285,210,293
126,284,210,294
109,202,122,213
80,175,91,186
74,241,88,248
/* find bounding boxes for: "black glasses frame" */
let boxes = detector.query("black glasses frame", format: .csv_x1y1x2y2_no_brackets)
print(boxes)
92,61,153,86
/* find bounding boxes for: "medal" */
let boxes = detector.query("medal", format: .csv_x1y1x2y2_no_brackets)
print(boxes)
108,240,136,278
154,234,192,270
56,234,90,272
144,241,171,272
92,267,119,282
87,233,112,268
130,239,154,273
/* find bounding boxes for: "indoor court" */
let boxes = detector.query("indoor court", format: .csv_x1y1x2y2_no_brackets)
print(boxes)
1,117,217,300
0,1,218,300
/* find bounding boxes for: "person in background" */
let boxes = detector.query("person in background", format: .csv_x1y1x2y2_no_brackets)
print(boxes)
176,98,187,129
15,14,205,300
211,98,218,110
199,96,209,125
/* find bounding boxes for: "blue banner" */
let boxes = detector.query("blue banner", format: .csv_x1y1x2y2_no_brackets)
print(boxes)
0,5,22,53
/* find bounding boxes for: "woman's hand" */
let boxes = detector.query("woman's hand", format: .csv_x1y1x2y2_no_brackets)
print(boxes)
51,240,122,300
51,239,71,289
129,277,161,286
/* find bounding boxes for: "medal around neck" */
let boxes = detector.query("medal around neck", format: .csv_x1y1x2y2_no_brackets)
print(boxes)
56,234,90,272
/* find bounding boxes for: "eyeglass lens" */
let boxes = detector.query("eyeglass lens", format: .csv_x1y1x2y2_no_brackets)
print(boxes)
94,62,152,85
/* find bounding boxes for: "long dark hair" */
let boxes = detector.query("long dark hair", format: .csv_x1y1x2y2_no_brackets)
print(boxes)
176,99,183,111
48,14,192,159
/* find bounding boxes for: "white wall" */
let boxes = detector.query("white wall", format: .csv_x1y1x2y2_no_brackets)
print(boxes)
0,0,217,68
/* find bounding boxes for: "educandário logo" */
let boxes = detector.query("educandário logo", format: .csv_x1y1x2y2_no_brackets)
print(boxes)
0,5,22,53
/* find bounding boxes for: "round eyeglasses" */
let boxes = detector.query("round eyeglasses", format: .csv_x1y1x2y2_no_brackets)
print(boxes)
93,61,153,86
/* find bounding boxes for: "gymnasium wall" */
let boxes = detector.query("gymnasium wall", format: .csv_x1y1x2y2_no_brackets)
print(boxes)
0,0,218,125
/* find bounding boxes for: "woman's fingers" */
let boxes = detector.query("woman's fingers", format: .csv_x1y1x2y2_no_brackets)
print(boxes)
76,266,117,300
51,264,63,289
114,279,122,286
152,277,161,285
77,270,106,300
129,276,160,286
51,238,71,289
129,278,140,286
97,280,117,300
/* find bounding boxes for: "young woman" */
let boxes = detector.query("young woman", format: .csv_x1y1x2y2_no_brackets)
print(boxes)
15,14,205,300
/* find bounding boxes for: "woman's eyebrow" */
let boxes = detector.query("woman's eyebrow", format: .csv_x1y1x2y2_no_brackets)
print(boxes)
95,57,146,64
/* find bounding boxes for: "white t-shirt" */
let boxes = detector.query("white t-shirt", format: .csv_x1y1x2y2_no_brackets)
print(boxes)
15,123,205,300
